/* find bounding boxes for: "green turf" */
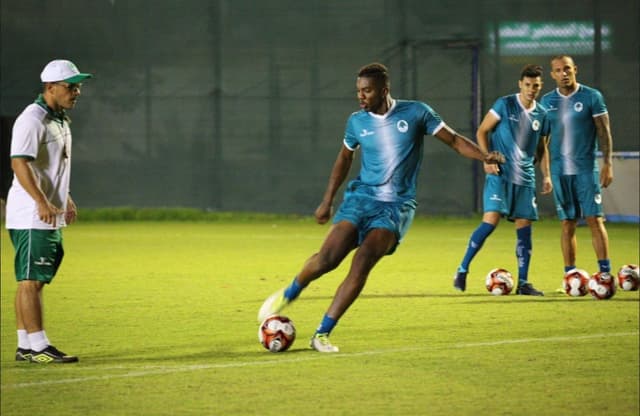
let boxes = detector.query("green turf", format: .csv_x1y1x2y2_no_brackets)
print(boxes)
1,217,638,415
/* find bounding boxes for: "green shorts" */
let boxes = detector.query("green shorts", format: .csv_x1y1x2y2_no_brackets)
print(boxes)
8,229,64,284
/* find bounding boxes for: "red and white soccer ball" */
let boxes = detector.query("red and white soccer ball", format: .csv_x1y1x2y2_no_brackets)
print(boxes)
485,268,514,296
617,264,639,291
258,315,296,352
562,268,590,297
588,271,617,300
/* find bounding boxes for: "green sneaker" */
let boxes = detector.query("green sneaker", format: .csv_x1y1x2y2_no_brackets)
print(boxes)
310,333,339,353
258,289,289,322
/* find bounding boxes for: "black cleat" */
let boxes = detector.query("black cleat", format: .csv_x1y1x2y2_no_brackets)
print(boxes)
453,271,468,292
30,345,79,363
516,283,544,296
15,348,32,362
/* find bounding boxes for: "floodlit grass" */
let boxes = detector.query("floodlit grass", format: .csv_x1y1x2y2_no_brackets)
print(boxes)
1,216,638,415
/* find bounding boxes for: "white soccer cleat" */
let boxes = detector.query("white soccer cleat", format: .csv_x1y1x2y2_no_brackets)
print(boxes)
257,288,288,322
309,333,339,353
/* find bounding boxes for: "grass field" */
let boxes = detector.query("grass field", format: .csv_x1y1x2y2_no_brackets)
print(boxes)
1,216,638,415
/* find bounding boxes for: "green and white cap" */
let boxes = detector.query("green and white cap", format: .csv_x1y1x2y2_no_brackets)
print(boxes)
40,59,92,83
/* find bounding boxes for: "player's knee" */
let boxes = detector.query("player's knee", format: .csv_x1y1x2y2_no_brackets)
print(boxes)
315,252,342,273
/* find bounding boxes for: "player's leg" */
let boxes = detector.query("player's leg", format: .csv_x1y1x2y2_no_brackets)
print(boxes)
258,221,358,322
578,172,611,274
514,219,543,295
14,282,37,361
12,229,77,363
10,229,43,361
551,174,581,273
511,186,543,295
454,212,500,291
311,228,396,352
454,175,504,291
296,221,359,287
561,219,578,271
325,228,395,320
585,216,611,273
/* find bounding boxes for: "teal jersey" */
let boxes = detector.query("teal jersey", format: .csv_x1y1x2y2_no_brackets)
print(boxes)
488,94,549,187
343,100,444,202
540,84,608,175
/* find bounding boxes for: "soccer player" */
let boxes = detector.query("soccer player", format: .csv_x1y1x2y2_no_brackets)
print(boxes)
540,55,614,279
453,64,552,296
5,59,92,363
258,63,505,352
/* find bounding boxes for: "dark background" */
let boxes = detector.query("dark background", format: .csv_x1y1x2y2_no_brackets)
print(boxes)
1,0,638,215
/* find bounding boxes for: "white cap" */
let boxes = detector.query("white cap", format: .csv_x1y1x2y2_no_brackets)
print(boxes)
40,59,92,83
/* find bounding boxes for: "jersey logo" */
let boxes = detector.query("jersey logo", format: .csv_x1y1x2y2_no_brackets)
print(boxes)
574,102,584,112
396,120,408,133
360,129,375,137
532,119,540,131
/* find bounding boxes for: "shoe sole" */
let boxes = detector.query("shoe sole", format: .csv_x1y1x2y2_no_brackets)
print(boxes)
257,290,286,322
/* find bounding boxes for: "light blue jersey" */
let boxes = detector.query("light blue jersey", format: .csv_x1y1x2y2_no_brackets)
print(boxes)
540,83,607,175
343,100,444,202
488,94,549,187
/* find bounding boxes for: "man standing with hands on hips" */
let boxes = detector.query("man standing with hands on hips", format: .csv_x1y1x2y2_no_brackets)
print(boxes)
6,59,92,363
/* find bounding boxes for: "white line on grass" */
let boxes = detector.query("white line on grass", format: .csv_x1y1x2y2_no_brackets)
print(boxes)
3,331,637,389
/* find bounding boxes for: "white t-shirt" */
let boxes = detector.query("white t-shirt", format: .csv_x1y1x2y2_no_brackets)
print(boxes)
5,103,72,230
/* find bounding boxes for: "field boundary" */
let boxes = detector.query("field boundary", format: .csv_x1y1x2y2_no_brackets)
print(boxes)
4,331,637,390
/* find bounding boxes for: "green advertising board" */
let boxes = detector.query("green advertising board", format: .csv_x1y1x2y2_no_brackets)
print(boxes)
488,22,611,55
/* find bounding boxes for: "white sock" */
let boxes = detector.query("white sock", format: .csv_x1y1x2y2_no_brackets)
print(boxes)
28,330,49,352
17,329,30,349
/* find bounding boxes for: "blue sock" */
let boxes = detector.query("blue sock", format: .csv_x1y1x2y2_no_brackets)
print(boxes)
564,265,576,273
459,222,496,272
283,276,304,301
315,314,337,335
598,259,611,273
516,225,532,286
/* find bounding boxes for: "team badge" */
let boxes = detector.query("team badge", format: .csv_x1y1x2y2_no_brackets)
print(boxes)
396,120,408,133
574,102,583,112
532,120,540,131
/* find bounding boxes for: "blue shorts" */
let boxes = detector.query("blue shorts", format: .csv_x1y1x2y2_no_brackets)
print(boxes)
483,174,538,221
333,194,416,255
551,172,603,220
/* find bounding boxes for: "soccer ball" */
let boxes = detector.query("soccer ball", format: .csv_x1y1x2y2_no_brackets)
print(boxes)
588,271,617,300
562,269,590,297
617,264,639,291
258,315,296,352
485,268,514,295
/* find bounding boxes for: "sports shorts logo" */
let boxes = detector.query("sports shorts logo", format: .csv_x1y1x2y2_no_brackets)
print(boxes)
532,196,537,208
532,120,540,131
574,102,583,112
396,120,408,133
594,194,602,204
34,257,53,266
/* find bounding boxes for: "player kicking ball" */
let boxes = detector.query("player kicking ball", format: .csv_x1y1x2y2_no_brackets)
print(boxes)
258,63,504,352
